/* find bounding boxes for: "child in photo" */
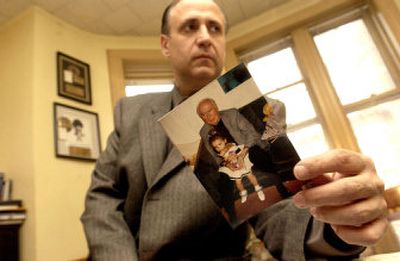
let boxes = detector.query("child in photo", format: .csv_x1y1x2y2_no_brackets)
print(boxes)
208,131,265,203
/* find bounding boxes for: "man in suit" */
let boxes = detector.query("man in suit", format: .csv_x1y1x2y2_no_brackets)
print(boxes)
197,98,262,165
81,0,388,260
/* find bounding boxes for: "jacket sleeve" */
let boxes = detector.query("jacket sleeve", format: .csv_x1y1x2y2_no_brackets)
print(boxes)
81,99,138,261
231,109,261,147
252,199,365,260
251,199,311,261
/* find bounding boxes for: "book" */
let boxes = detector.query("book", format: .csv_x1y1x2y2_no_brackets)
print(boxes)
0,199,22,208
0,211,26,221
0,172,4,200
0,199,26,223
0,199,23,211
1,178,12,201
158,63,305,228
0,199,22,206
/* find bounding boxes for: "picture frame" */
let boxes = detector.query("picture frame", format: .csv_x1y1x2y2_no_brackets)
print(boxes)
57,52,92,104
54,103,101,161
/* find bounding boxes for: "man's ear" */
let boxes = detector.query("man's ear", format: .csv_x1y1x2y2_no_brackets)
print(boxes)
160,34,170,57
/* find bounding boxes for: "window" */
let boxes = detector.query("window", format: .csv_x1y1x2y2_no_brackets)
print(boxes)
314,15,400,188
125,83,173,97
241,5,400,188
123,59,174,97
314,19,396,106
347,100,400,187
244,46,329,158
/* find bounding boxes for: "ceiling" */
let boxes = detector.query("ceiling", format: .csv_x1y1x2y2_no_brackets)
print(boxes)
0,0,289,36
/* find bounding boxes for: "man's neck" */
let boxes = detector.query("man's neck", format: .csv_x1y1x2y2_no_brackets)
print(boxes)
174,76,214,97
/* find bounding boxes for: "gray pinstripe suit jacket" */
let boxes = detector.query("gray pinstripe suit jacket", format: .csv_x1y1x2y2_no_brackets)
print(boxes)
81,89,313,260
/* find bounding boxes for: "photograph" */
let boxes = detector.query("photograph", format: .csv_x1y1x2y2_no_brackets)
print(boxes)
159,63,304,228
54,103,101,161
57,52,92,104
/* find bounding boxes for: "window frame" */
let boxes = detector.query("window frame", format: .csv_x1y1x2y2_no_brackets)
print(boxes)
309,6,400,116
239,3,400,153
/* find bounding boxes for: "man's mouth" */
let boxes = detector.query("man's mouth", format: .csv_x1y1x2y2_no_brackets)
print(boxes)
194,54,214,61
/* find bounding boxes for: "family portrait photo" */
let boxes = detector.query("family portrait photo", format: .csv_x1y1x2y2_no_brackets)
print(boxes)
159,64,304,227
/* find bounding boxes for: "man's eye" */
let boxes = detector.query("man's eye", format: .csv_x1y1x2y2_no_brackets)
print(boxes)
209,24,222,33
184,23,197,32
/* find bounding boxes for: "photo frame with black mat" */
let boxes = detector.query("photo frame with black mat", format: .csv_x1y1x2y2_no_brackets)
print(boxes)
57,52,92,104
54,103,101,161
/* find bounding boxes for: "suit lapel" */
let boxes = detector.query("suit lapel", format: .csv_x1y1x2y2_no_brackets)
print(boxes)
151,146,185,187
138,92,185,188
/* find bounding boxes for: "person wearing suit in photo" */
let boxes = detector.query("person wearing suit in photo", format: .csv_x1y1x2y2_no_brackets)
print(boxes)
81,0,388,260
197,98,264,166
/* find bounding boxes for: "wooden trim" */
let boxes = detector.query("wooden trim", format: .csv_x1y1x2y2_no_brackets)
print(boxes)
291,28,360,151
363,8,400,87
371,0,400,48
225,44,240,71
228,0,364,55
344,89,400,113
107,50,125,109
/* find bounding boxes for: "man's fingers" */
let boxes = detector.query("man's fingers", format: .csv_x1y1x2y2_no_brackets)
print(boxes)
331,217,389,246
291,148,388,247
294,149,374,180
309,196,387,226
293,174,385,207
301,174,332,189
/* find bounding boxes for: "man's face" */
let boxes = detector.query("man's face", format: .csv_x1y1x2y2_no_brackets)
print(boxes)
161,0,226,90
211,138,226,153
198,101,220,126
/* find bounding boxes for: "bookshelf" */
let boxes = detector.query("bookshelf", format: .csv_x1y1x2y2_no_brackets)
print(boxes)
0,200,26,261
0,173,26,261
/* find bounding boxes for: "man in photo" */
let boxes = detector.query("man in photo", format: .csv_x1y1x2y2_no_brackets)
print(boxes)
197,98,262,165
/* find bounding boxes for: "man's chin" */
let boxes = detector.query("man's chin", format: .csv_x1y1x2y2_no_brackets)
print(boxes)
192,67,220,82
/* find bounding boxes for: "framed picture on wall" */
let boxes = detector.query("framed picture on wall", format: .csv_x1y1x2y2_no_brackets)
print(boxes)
54,103,101,161
57,52,92,104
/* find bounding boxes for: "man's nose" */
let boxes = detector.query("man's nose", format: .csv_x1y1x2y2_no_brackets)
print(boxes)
196,25,211,46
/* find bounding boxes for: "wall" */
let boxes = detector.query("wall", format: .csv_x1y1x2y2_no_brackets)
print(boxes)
0,7,159,261
31,8,111,260
0,10,37,260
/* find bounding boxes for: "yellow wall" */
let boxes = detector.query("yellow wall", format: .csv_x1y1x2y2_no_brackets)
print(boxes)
0,7,159,261
0,9,37,261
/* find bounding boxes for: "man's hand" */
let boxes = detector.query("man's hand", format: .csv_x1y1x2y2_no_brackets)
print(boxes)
292,149,388,246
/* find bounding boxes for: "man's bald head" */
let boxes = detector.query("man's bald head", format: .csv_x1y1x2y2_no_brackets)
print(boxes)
197,98,221,126
161,0,228,35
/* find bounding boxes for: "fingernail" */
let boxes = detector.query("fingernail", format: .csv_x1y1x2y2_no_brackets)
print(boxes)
331,225,338,233
293,192,306,208
294,165,308,180
309,207,318,218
